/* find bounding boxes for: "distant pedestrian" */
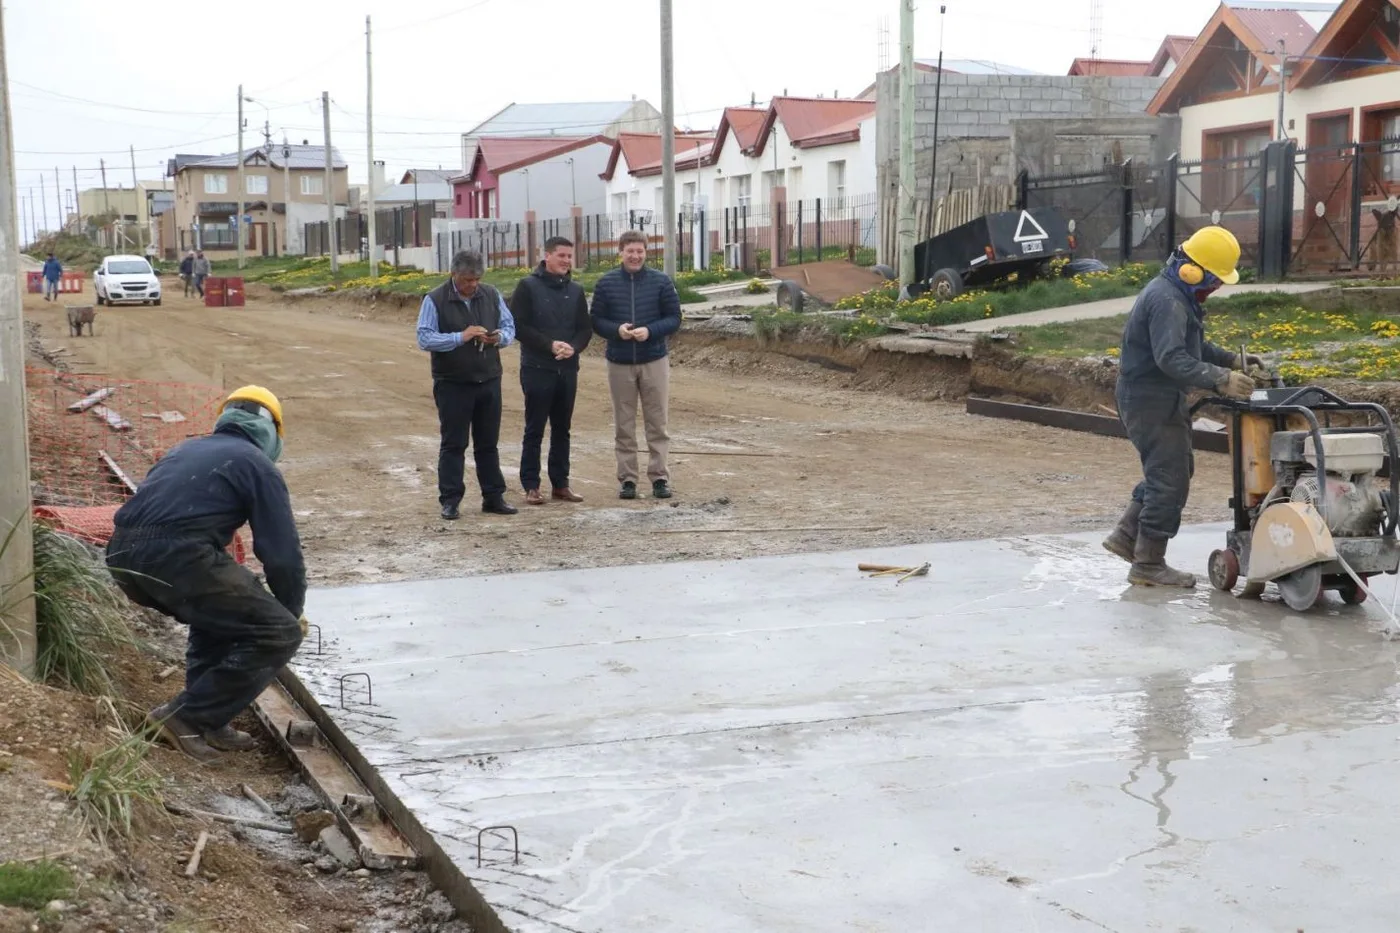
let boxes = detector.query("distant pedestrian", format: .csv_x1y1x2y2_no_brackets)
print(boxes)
589,230,682,500
510,236,592,505
42,252,62,301
193,251,210,298
416,249,519,520
179,251,195,297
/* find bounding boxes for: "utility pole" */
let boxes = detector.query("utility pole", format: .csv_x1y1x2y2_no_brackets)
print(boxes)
922,5,947,250
72,165,80,237
129,145,140,251
0,4,37,678
99,158,111,252
897,0,916,289
52,168,59,238
365,15,377,277
282,135,291,257
38,174,46,236
1276,40,1288,140
322,92,338,273
660,0,676,275
236,85,246,269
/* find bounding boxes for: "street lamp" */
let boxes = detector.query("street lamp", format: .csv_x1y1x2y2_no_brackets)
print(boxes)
522,168,531,213
566,158,576,207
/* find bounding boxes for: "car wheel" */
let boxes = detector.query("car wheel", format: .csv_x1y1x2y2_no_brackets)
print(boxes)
931,268,965,300
96,294,105,306
153,299,162,307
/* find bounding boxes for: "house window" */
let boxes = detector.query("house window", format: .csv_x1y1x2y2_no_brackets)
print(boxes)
827,160,847,204
1202,125,1271,211
301,175,324,196
682,181,697,207
245,174,267,195
612,192,629,218
204,174,229,194
1363,108,1400,192
732,174,751,208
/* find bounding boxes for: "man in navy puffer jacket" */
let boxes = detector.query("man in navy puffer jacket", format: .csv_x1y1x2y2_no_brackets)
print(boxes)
589,229,682,500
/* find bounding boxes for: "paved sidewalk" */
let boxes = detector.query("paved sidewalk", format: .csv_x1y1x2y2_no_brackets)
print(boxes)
941,282,1331,333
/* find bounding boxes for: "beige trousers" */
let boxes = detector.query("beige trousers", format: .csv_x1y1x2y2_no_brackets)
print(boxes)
607,357,670,483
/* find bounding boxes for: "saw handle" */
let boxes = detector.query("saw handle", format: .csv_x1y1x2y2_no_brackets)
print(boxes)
858,564,905,572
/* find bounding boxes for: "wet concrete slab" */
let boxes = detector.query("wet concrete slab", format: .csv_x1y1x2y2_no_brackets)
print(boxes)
297,525,1400,933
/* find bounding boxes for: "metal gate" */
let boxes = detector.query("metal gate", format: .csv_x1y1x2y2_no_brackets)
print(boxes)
1171,151,1264,272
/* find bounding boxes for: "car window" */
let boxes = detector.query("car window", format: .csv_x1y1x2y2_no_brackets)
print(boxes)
107,260,152,275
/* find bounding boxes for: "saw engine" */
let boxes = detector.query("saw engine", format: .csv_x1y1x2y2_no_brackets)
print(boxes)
1272,431,1387,537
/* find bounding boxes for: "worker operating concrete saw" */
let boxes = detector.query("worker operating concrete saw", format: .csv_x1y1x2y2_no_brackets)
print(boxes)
1103,226,1260,588
105,386,307,762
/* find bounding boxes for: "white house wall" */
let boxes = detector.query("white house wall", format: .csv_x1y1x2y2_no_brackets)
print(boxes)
494,141,613,225
1178,71,1400,161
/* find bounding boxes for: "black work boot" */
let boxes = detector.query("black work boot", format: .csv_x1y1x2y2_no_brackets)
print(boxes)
148,703,221,763
204,723,257,752
482,495,519,516
619,481,638,500
1128,535,1197,588
652,479,673,500
1102,500,1142,563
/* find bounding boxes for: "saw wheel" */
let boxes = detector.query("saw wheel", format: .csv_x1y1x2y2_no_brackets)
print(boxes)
1276,564,1324,612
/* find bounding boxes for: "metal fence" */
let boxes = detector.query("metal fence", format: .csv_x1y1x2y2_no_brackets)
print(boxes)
430,193,880,275
1017,136,1400,279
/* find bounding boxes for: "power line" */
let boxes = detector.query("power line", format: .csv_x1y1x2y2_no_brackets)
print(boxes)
15,133,237,156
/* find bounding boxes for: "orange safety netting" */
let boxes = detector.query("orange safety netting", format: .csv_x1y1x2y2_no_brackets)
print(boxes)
26,367,249,562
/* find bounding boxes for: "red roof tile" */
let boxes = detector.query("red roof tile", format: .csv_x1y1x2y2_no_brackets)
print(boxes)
474,136,606,176
769,97,877,147
1067,58,1154,76
720,107,767,151
1232,8,1318,53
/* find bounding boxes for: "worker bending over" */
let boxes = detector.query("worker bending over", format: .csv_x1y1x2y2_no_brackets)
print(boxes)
1105,227,1259,587
106,386,306,762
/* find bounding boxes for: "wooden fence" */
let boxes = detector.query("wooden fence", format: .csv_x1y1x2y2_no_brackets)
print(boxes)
880,184,1016,273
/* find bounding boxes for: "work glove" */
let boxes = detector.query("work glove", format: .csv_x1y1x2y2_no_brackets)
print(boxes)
1234,352,1265,371
1216,371,1256,400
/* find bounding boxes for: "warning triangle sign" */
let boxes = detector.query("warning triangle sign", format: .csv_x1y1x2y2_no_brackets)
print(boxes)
1013,210,1049,243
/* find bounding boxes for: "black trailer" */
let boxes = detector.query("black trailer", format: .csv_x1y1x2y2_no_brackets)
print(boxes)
912,207,1075,299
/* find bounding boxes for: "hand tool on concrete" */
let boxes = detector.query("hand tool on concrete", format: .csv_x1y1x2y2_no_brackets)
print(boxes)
896,562,931,584
858,562,930,582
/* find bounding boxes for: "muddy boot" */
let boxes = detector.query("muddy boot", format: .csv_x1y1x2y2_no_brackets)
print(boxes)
204,724,257,752
1128,535,1197,588
1102,500,1142,563
147,703,221,763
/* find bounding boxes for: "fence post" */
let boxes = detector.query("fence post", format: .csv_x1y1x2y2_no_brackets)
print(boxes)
741,203,750,274
816,197,823,259
1163,155,1178,259
1258,140,1297,281
515,224,522,267
1349,141,1364,270
1016,170,1030,211
796,200,804,264
1119,161,1134,266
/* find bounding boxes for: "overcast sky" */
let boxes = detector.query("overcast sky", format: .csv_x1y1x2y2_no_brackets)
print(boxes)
6,0,1222,225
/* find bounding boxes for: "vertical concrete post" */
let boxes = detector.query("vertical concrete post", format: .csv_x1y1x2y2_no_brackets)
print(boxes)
771,185,787,268
571,205,582,257
524,210,537,267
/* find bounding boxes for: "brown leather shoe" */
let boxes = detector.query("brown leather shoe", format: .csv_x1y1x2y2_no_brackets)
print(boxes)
524,488,546,506
552,487,584,503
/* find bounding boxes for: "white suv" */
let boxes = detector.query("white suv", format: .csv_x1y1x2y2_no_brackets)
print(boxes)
94,255,162,306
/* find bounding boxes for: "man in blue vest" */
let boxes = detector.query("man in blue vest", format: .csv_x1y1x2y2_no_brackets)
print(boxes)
42,253,62,301
417,250,518,520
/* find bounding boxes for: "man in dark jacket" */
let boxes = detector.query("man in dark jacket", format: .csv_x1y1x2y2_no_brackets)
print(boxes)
511,236,592,505
42,253,62,301
106,386,305,762
589,229,682,500
179,251,195,297
1106,226,1259,587
417,249,518,519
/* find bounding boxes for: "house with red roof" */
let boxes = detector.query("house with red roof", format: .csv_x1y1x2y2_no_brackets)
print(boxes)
447,134,614,224
599,97,878,224
1147,0,1400,268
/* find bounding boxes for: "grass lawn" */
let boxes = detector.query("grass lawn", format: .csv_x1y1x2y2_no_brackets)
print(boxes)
211,255,748,304
1010,292,1400,383
754,260,1161,341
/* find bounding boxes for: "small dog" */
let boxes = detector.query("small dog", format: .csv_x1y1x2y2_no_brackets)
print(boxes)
66,305,95,337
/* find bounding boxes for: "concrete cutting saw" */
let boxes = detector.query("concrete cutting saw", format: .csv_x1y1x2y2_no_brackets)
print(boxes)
1193,385,1400,611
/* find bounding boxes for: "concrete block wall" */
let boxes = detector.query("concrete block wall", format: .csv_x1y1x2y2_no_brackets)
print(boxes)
876,70,1172,199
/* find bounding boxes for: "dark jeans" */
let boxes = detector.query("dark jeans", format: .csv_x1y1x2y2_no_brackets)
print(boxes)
520,366,578,491
433,377,506,505
194,273,206,297
1117,382,1194,540
106,531,302,732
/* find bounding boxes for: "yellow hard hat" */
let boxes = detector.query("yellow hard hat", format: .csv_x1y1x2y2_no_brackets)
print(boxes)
224,385,284,436
1181,226,1241,285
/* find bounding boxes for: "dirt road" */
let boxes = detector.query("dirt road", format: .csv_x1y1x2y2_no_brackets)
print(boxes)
23,284,1232,585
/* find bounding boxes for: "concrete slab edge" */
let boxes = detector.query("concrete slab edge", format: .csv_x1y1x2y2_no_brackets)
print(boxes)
271,668,512,933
